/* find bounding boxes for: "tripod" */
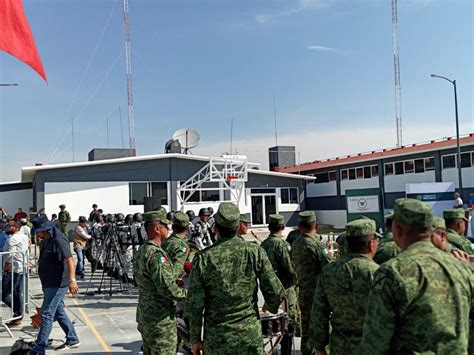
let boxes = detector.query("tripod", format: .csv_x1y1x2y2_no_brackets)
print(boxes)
84,223,132,297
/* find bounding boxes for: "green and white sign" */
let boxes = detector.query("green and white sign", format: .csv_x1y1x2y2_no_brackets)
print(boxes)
346,188,384,229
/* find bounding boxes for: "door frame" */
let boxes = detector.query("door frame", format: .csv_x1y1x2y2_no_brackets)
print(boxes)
250,192,278,226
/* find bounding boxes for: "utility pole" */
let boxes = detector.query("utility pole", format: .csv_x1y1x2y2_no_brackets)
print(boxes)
392,0,403,147
71,115,75,162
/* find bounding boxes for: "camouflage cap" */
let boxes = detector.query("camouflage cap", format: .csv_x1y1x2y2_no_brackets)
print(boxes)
143,210,171,225
298,211,316,224
393,198,433,228
443,208,469,222
345,219,378,237
240,213,251,224
214,202,240,229
173,211,189,228
432,216,446,230
384,212,394,221
268,214,285,226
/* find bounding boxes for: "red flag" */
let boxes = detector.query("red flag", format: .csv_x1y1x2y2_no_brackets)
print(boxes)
0,0,47,82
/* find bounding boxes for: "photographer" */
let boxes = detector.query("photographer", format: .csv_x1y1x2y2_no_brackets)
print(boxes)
73,216,91,279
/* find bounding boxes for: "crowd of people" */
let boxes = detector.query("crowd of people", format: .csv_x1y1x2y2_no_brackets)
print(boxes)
0,197,473,354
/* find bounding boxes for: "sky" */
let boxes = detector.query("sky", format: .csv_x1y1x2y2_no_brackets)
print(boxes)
0,0,472,182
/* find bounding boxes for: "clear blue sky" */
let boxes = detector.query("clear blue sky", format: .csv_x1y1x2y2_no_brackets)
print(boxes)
0,0,472,182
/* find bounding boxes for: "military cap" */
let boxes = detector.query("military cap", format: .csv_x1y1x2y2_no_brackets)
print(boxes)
59,204,66,208
143,210,171,224
298,211,316,224
393,198,433,228
432,216,446,230
173,211,189,228
443,208,469,222
240,213,251,223
214,202,240,228
345,219,380,237
385,212,394,221
268,214,285,226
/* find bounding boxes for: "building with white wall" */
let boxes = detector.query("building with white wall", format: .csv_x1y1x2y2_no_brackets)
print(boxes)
278,134,474,227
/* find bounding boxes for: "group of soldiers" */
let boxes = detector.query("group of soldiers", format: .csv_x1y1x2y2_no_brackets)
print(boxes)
131,197,474,355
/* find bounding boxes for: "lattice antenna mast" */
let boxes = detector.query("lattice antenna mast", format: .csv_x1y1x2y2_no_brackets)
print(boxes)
392,0,402,147
122,0,135,151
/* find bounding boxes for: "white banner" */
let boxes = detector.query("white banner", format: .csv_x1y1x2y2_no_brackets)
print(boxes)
347,195,380,214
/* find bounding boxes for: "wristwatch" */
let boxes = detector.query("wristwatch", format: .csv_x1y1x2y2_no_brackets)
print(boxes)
70,278,77,283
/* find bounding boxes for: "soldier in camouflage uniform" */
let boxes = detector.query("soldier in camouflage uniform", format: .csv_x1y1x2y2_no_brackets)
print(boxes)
285,226,300,246
444,208,473,254
133,210,187,355
58,204,71,236
310,219,380,355
237,213,251,240
358,198,474,354
291,211,331,355
185,202,285,355
260,214,298,355
162,211,192,277
373,212,400,264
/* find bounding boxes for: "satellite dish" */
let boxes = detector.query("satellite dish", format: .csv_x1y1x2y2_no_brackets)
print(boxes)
172,128,200,153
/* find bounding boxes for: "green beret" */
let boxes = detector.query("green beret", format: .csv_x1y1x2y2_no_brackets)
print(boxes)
299,211,316,224
385,212,394,221
346,219,378,237
240,213,251,223
214,202,240,229
173,211,189,228
443,208,469,222
143,210,171,224
268,214,285,226
393,198,433,228
432,216,446,230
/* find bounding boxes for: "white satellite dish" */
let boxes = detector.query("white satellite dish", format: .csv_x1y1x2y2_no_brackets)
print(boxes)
172,128,200,153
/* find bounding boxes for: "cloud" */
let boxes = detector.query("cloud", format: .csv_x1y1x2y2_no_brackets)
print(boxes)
307,44,350,55
255,0,331,24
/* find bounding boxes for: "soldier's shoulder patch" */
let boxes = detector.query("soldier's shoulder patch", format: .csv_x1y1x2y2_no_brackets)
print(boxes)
179,245,189,253
158,255,168,264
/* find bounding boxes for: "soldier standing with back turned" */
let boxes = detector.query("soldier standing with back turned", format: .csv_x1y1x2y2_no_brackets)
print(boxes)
162,211,192,277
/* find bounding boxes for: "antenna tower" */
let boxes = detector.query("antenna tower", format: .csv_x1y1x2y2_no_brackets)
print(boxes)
392,0,402,148
122,0,136,151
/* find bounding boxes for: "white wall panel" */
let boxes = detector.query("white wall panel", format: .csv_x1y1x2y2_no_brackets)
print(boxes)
306,182,337,197
0,189,32,215
315,210,347,228
384,171,436,193
341,177,379,195
44,182,143,220
442,167,474,188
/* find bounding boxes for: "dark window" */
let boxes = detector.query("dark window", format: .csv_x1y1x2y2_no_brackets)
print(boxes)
356,167,364,179
341,170,348,180
329,171,337,181
251,188,276,193
201,190,219,201
186,191,200,202
385,163,394,175
415,159,425,173
289,188,298,203
349,169,356,180
461,152,472,168
281,188,298,204
151,182,168,205
425,157,435,171
371,165,379,177
404,160,414,174
395,162,404,175
442,155,456,169
281,188,289,203
315,172,329,184
364,166,371,179
129,183,147,205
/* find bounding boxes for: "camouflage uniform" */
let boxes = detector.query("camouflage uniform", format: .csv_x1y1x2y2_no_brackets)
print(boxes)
373,239,400,264
335,233,348,258
133,210,186,355
444,208,473,254
237,213,251,241
358,198,474,354
310,219,379,355
260,214,298,355
161,212,192,278
58,206,71,235
285,228,300,246
291,211,331,355
185,203,285,355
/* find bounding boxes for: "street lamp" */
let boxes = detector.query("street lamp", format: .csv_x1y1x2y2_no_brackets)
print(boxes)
430,73,463,198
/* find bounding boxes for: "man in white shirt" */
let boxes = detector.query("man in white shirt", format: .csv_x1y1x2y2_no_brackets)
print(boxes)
2,220,29,327
453,192,464,208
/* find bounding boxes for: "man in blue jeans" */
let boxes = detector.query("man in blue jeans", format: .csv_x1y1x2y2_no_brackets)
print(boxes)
31,220,80,354
73,216,91,279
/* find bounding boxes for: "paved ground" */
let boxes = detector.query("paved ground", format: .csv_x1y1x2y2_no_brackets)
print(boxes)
0,229,308,354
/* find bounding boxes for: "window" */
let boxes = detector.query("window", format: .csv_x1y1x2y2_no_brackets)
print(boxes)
315,172,330,183
461,152,472,168
341,170,348,180
364,166,371,179
395,162,404,175
442,155,456,169
349,169,356,180
425,157,435,171
371,165,379,177
356,167,364,179
129,183,147,205
151,182,168,205
404,160,414,174
415,159,425,173
385,163,394,175
281,188,298,204
329,171,337,181
251,188,276,193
